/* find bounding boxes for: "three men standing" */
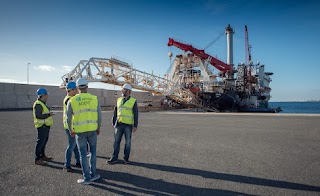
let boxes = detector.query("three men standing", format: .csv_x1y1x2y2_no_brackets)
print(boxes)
107,83,139,164
66,78,102,185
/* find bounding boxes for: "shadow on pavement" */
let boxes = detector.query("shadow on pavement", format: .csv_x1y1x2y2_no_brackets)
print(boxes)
96,155,110,160
129,161,320,192
44,160,82,174
94,169,254,196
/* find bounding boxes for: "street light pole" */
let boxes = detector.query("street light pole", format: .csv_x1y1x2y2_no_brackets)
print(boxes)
27,63,30,84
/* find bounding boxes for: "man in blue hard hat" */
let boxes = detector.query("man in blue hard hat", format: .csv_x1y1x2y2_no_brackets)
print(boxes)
63,82,81,171
33,88,55,165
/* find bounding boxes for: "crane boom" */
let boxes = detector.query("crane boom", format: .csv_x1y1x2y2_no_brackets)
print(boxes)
245,25,251,64
59,56,215,110
167,38,233,73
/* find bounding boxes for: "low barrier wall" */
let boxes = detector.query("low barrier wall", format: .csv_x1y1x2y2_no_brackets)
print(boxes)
0,83,164,111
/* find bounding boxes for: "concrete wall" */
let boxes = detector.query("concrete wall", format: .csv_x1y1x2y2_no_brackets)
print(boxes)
0,83,160,110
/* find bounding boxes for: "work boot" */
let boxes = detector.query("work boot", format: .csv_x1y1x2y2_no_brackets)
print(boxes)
63,166,73,172
35,159,47,165
90,174,100,182
124,159,130,164
107,158,118,164
77,179,91,185
42,156,53,161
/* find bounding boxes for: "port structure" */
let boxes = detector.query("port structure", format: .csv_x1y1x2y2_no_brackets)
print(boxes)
60,25,276,113
60,57,217,111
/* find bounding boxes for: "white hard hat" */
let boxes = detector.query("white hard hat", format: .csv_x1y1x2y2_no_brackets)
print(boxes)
76,78,88,88
123,83,132,90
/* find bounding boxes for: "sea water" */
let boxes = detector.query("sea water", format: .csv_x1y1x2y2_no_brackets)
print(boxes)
269,102,320,114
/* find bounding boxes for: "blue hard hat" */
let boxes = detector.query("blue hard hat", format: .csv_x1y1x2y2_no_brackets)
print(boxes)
66,81,76,90
36,88,48,95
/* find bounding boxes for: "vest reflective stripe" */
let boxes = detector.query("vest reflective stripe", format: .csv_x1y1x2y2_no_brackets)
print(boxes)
73,109,98,115
33,100,53,128
70,93,98,133
119,114,133,119
117,97,136,125
120,105,132,110
63,95,71,129
74,120,98,126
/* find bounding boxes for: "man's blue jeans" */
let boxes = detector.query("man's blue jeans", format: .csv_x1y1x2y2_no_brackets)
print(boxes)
76,131,97,181
112,123,132,160
35,125,50,161
64,129,80,167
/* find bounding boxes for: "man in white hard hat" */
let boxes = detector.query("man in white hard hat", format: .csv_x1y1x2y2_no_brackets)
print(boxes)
107,83,138,164
66,78,102,184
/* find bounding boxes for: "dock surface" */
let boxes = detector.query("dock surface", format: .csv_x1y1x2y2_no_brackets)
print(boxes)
0,111,319,195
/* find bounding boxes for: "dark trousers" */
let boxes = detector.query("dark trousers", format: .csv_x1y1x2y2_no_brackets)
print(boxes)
112,123,132,160
35,125,50,161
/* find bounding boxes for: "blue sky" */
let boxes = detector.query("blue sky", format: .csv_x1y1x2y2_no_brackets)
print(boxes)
1,0,319,101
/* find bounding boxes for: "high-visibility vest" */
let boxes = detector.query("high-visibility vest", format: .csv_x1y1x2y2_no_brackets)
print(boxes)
69,93,98,133
33,100,53,128
63,95,71,129
117,97,136,125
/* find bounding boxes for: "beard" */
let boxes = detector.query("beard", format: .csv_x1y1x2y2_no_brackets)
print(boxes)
122,91,128,97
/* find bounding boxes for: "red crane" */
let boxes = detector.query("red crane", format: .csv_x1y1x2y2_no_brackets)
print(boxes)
167,38,233,73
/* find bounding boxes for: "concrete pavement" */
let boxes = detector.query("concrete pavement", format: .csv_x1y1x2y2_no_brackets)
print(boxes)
0,110,319,195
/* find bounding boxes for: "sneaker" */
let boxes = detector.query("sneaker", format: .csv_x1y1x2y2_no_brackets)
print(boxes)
90,174,100,182
107,158,118,164
124,159,130,164
63,166,73,172
75,163,81,168
77,179,91,185
35,159,47,165
42,156,53,161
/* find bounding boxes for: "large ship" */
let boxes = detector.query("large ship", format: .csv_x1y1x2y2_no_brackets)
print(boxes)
165,25,281,112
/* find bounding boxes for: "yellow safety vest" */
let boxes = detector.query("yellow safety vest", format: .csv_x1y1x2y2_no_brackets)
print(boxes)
33,100,53,128
63,95,71,129
69,93,98,133
117,97,136,125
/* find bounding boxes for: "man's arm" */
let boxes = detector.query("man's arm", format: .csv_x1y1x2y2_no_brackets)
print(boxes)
112,105,117,127
35,104,51,119
66,102,73,132
97,101,102,130
133,101,138,128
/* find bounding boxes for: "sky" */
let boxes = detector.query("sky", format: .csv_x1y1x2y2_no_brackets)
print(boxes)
1,0,320,101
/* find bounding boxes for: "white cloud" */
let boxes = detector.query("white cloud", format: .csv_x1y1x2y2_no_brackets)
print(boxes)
49,65,74,74
62,65,73,72
0,78,20,83
33,65,56,72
